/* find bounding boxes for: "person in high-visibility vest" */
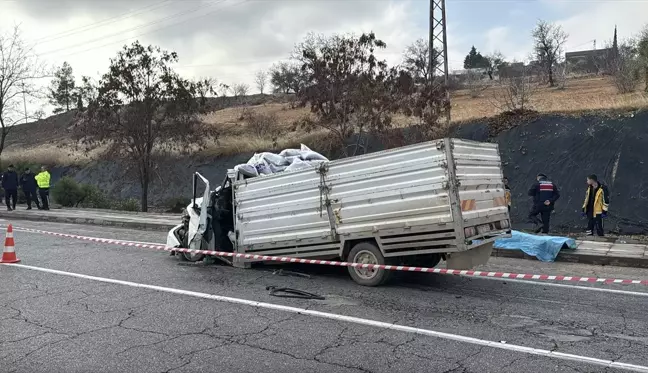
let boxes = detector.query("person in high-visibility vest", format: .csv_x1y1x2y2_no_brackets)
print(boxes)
35,166,51,210
581,174,610,237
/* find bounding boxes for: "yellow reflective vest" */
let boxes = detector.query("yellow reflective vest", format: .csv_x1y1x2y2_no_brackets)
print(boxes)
35,171,51,189
582,184,609,215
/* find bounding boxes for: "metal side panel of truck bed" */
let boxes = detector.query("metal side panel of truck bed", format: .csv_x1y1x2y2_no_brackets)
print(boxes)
233,140,456,258
325,142,454,257
233,165,337,257
232,138,510,261
451,139,510,239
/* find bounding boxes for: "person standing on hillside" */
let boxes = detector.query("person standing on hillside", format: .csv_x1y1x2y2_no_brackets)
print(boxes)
582,174,610,237
20,168,41,210
2,165,19,211
35,166,51,210
527,173,560,234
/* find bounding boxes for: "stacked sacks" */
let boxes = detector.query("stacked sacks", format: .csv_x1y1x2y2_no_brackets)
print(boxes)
234,144,329,178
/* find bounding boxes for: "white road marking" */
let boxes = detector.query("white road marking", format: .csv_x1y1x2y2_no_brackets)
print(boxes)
4,263,648,373
463,274,648,297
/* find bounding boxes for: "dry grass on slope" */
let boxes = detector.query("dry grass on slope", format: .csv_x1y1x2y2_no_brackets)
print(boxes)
3,76,646,166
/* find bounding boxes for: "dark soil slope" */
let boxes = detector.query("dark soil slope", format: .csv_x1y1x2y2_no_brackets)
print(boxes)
453,111,647,234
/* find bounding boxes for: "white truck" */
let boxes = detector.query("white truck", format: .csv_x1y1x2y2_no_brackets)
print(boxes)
166,138,511,286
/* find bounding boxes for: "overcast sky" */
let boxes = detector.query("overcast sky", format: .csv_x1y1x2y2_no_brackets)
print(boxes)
2,0,647,116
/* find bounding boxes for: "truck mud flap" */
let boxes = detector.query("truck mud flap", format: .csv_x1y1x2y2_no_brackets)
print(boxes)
446,242,494,270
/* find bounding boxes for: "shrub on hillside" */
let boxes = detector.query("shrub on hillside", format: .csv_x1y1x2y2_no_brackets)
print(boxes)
112,198,139,212
239,107,280,137
79,184,111,209
52,177,85,207
165,197,191,213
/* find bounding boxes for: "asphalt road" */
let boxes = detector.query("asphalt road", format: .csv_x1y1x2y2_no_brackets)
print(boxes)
1,219,648,373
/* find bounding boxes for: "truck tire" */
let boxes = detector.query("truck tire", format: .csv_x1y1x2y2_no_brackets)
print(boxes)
347,242,391,287
179,235,206,262
424,253,442,268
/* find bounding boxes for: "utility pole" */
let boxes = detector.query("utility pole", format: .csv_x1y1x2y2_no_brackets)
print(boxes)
429,0,450,124
593,39,596,50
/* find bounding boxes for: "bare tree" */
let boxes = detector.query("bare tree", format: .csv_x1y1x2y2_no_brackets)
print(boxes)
402,38,439,83
532,20,568,87
232,83,249,98
193,77,217,107
254,70,268,94
465,70,487,98
485,51,505,80
610,39,641,93
639,25,648,92
218,83,231,97
0,26,47,159
490,67,538,112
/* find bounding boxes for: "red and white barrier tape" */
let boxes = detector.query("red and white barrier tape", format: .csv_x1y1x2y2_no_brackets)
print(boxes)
7,225,648,286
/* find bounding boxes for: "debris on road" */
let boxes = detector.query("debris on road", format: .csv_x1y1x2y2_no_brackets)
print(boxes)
266,286,325,300
272,269,312,279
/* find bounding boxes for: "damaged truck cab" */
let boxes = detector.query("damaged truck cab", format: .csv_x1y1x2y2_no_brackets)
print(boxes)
167,138,512,286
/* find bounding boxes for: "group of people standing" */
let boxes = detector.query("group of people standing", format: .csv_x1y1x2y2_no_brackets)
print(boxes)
1,165,51,211
503,173,610,237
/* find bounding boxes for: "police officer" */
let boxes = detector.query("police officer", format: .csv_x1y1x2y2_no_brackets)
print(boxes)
35,166,51,210
528,173,560,234
20,168,41,210
2,165,19,211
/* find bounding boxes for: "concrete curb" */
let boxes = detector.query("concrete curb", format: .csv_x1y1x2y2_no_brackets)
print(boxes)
0,211,177,231
492,248,648,269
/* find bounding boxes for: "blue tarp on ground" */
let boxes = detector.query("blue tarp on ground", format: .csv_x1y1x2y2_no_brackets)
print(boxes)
494,230,577,262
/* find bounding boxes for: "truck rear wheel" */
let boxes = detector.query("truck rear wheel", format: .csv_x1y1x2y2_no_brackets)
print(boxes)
347,242,391,287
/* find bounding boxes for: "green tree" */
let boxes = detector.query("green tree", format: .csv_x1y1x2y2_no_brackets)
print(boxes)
77,41,209,211
193,77,217,108
75,76,97,110
49,61,76,113
295,32,446,156
463,46,489,69
269,61,307,94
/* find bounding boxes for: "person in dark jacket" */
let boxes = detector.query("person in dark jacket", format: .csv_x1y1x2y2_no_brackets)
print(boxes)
2,164,19,211
20,168,41,210
527,173,560,234
582,174,610,236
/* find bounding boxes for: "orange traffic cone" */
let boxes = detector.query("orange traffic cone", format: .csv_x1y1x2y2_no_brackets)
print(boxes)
0,224,20,263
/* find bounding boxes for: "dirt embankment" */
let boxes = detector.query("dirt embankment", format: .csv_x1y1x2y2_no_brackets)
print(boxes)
453,110,647,234
43,109,648,234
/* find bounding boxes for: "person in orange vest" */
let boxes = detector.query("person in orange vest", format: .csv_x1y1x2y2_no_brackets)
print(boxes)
582,174,610,237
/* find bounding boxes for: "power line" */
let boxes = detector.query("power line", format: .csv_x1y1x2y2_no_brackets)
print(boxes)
55,0,249,58
34,0,172,43
39,0,228,56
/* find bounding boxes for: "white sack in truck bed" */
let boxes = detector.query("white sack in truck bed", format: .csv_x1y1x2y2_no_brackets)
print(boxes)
234,144,329,178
